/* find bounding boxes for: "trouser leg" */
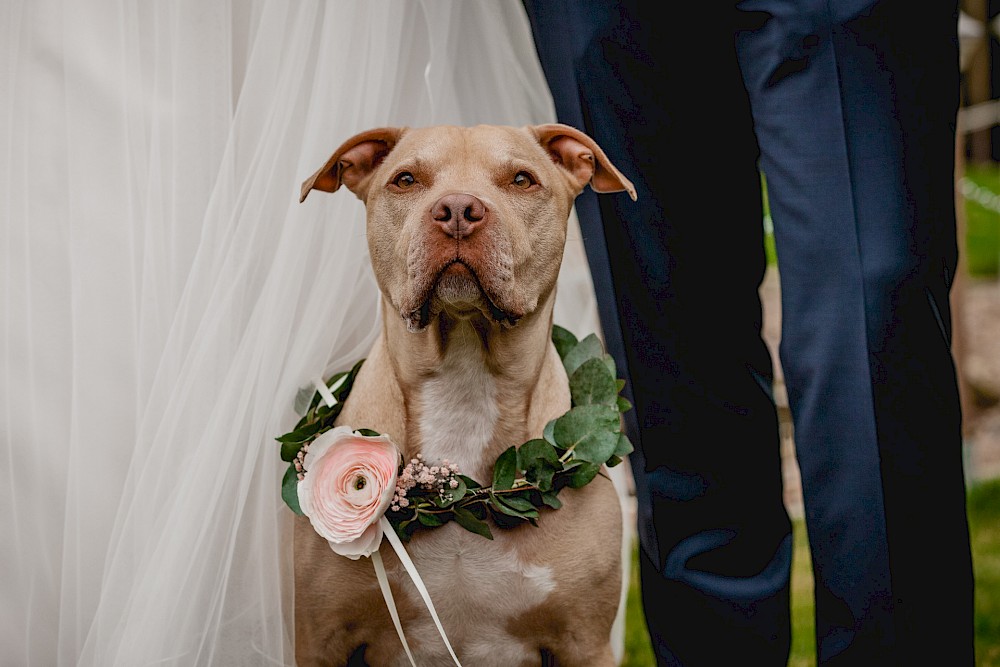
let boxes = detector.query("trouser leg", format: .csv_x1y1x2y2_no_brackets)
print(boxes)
735,1,974,663
524,3,793,664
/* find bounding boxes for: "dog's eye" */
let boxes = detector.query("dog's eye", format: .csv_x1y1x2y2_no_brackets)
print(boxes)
512,171,537,189
392,172,416,188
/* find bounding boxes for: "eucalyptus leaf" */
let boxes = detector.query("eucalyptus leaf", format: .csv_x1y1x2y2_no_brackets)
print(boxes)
567,461,601,488
497,494,537,513
417,511,446,527
502,504,539,520
606,455,623,467
280,440,303,462
613,432,634,457
281,465,303,515
518,440,559,493
458,474,483,490
453,506,493,539
526,465,555,492
490,495,528,519
294,385,315,416
491,493,539,519
518,438,559,469
617,396,633,413
551,324,578,360
492,446,518,491
602,353,616,377
569,357,618,407
275,419,321,443
354,428,380,437
542,419,558,447
561,333,604,377
553,404,621,463
540,491,563,509
491,510,528,530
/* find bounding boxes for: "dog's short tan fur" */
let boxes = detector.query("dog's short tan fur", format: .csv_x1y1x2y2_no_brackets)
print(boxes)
297,124,637,666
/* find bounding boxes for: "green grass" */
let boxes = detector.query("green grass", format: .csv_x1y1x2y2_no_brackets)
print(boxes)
970,478,1000,666
759,166,1000,278
621,546,656,667
963,163,1000,278
788,520,815,667
622,477,1000,666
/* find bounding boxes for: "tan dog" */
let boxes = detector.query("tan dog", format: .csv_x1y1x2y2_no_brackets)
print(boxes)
296,124,637,667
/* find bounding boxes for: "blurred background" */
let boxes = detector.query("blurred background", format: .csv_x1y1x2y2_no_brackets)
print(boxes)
954,2,1000,482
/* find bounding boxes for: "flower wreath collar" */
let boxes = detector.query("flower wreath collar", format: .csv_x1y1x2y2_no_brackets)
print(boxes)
277,324,632,548
275,325,632,665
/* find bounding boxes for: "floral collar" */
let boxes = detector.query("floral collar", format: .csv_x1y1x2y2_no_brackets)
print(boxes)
276,324,632,544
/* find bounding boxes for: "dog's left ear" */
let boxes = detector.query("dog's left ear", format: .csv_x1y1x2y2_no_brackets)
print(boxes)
531,124,638,201
300,127,406,203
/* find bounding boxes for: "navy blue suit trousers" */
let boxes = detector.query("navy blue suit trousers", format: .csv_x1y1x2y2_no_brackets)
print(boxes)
523,0,974,664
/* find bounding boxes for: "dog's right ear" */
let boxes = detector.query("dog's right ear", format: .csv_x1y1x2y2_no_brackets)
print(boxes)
300,127,406,203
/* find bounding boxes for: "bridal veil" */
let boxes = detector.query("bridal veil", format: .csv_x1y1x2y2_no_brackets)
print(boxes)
1,1,621,664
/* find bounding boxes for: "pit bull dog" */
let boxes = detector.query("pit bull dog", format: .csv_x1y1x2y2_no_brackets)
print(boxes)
296,124,637,666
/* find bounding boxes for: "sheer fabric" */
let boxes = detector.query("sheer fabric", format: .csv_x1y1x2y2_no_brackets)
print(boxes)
1,1,618,664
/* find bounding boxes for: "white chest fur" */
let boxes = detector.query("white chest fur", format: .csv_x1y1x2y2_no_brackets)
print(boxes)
413,340,500,481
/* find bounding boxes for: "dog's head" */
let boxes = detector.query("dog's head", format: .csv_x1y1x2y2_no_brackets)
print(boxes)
301,124,635,332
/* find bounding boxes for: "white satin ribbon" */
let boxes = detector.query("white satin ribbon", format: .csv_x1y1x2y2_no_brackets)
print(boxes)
371,549,418,666
377,517,463,667
312,376,338,408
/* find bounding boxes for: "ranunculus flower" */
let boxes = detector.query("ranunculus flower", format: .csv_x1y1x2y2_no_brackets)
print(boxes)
298,426,401,559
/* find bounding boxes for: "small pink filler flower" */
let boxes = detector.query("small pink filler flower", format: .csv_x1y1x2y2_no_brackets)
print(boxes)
297,426,401,560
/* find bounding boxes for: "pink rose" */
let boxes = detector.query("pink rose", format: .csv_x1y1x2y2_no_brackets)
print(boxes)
298,426,401,560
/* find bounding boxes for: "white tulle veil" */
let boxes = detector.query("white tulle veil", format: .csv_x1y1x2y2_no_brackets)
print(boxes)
2,1,615,665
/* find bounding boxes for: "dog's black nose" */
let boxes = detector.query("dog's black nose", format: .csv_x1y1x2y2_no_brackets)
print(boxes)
431,193,487,239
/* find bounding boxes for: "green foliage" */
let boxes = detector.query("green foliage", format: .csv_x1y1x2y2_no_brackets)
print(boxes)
969,478,1000,665
280,466,302,516
491,446,518,491
963,163,1000,278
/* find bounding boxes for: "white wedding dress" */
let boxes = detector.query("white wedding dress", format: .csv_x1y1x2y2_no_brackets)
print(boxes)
1,1,629,664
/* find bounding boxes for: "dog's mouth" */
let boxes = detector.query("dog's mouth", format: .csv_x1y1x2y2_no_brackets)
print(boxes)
403,260,518,332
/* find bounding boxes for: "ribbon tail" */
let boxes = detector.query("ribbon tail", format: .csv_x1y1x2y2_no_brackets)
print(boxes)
371,549,417,667
312,377,337,408
380,517,463,666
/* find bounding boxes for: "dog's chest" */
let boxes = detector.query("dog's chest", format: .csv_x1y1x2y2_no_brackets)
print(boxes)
412,343,500,481
398,342,559,663
395,527,556,666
